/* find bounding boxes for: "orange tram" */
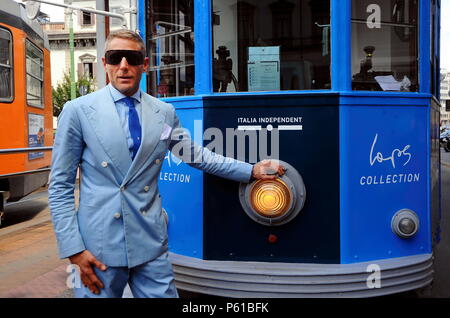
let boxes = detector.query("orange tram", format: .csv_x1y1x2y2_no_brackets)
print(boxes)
0,1,53,226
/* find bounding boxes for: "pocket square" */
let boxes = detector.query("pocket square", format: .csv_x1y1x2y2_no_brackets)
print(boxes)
160,123,173,140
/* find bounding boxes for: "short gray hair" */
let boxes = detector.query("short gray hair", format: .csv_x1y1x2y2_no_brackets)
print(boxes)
104,30,146,55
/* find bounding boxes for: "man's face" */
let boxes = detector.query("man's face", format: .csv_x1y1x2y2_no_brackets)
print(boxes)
102,37,149,96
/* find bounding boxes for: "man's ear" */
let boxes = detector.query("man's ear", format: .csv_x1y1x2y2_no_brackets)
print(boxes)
143,57,150,73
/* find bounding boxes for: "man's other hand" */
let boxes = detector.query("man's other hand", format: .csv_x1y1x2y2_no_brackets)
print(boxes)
252,160,286,181
69,250,107,295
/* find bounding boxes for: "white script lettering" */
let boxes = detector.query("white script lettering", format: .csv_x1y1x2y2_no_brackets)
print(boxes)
369,134,412,168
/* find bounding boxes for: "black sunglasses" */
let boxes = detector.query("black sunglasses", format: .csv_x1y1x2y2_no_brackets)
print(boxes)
105,50,144,66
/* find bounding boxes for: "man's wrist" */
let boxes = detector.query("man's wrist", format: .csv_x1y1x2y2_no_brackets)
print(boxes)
249,165,256,182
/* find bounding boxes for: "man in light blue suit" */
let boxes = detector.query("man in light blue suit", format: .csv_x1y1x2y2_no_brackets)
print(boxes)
49,30,282,298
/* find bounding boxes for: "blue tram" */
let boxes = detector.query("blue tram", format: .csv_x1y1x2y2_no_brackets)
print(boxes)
137,0,441,297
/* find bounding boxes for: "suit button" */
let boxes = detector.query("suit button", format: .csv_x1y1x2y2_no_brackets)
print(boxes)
141,210,147,216
114,213,121,219
155,159,161,165
144,186,149,192
120,186,126,192
101,161,108,168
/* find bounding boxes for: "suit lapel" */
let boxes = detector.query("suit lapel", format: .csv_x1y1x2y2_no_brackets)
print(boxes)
82,87,132,180
122,93,165,185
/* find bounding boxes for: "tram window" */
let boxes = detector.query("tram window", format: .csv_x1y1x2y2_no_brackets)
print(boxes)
147,0,195,98
0,28,13,101
26,40,44,108
211,0,331,93
351,0,418,92
430,0,439,97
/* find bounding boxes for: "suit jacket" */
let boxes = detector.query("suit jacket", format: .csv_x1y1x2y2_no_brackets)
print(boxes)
48,87,252,268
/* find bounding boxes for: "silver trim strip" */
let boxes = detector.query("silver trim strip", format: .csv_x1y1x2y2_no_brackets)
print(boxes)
169,253,433,297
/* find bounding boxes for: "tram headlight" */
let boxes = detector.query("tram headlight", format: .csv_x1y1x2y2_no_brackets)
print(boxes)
239,160,306,226
250,179,292,218
391,209,419,238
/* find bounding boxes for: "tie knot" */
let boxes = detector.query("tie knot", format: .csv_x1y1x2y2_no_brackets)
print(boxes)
123,97,135,108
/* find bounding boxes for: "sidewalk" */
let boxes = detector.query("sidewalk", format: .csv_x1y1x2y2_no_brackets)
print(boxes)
0,221,72,298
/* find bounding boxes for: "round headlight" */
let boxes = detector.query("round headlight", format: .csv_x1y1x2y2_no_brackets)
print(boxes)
391,209,419,238
239,160,306,226
250,179,292,218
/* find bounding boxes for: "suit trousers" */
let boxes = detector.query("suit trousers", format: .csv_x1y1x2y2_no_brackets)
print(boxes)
73,252,179,298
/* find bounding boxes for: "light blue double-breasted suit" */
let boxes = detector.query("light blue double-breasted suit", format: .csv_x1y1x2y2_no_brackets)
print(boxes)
48,86,253,297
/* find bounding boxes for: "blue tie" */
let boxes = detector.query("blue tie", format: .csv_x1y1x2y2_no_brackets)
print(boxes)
123,97,141,160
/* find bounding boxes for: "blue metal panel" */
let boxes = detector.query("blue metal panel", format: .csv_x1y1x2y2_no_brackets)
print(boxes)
202,95,341,263
137,0,146,92
340,98,431,264
158,100,204,259
331,0,351,91
194,0,213,95
419,0,431,94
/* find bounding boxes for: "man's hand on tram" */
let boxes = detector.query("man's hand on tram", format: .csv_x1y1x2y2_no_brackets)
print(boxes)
69,250,107,295
252,159,286,180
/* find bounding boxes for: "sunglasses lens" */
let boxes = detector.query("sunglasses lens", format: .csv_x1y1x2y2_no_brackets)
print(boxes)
106,52,122,65
105,50,144,65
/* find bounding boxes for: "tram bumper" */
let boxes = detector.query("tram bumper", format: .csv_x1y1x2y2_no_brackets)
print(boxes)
169,252,433,298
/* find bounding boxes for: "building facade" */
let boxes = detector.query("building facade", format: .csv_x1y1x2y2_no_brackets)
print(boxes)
42,0,132,88
440,69,450,128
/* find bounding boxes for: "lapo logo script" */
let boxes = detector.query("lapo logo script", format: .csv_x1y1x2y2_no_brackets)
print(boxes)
369,134,412,169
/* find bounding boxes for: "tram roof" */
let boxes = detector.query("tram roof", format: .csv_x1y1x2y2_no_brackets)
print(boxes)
0,0,50,50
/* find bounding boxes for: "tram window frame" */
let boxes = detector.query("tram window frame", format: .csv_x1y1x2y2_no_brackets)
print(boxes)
351,0,419,92
430,0,439,98
147,0,195,98
0,27,14,103
25,39,44,109
211,0,332,94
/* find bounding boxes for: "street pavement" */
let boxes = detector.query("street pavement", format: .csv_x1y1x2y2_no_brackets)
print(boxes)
432,148,450,297
0,217,70,297
441,147,450,168
0,187,72,298
0,151,450,298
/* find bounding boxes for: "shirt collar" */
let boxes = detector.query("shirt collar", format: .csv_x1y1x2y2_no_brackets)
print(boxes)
108,83,142,103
